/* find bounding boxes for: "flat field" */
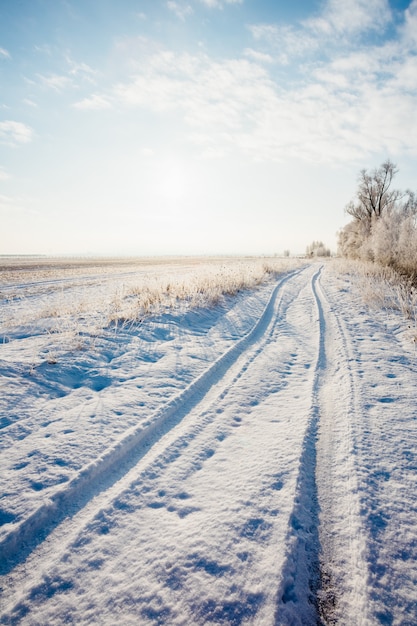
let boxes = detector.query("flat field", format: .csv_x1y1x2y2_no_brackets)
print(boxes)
1,257,417,625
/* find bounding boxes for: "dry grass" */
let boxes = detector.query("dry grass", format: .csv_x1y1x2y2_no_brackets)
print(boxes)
106,260,288,325
332,258,417,341
1,256,302,348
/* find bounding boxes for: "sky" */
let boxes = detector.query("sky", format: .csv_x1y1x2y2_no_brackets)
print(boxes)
1,0,417,256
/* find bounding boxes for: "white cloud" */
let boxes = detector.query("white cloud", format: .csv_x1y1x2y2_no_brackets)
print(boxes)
239,1,417,162
34,44,52,55
73,94,112,110
327,51,382,76
113,51,270,132
249,24,319,63
23,98,38,108
166,1,193,20
31,56,96,94
77,0,417,166
243,48,273,64
306,0,392,37
0,121,34,146
250,0,393,65
36,73,73,91
199,0,243,8
105,41,417,163
390,54,417,92
0,47,11,59
66,57,96,81
400,0,417,48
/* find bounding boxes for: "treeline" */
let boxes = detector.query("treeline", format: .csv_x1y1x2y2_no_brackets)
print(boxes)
306,240,331,258
338,161,417,279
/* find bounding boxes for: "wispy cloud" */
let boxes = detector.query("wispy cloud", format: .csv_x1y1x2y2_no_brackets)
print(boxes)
400,0,417,47
73,0,417,164
166,1,193,20
23,98,38,108
103,33,417,162
250,0,393,65
31,52,96,93
305,0,392,37
65,55,97,82
73,94,112,110
199,0,243,8
36,73,74,92
112,50,268,129
34,44,52,55
243,48,273,64
249,24,318,64
0,47,11,60
68,61,95,77
0,121,34,146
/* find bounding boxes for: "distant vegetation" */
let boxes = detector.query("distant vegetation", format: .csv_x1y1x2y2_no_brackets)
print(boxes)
338,160,417,280
306,240,331,258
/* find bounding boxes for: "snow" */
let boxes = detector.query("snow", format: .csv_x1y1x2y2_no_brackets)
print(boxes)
1,260,417,625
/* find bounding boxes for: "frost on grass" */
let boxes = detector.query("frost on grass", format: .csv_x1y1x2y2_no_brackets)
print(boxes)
0,256,298,355
331,258,417,342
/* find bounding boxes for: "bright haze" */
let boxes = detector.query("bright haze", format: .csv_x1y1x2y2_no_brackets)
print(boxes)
1,0,416,256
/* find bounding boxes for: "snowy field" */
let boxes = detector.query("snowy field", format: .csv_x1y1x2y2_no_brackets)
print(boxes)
1,257,417,625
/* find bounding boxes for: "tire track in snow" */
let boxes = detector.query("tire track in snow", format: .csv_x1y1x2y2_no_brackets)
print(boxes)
274,266,324,625
0,267,304,577
275,266,369,625
315,271,369,624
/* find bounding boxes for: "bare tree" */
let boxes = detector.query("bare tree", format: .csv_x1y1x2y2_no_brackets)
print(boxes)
345,160,403,223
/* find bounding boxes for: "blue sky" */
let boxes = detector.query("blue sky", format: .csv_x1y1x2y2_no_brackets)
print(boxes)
1,0,417,256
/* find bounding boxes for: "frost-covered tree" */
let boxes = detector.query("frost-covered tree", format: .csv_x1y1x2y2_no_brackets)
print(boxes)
338,160,417,277
345,160,402,224
397,216,417,274
337,219,371,260
306,241,331,258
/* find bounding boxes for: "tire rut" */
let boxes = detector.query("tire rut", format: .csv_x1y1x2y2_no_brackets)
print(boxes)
274,264,368,624
274,266,325,625
315,269,369,624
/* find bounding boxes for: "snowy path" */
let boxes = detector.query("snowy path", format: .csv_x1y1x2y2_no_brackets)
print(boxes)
1,263,417,624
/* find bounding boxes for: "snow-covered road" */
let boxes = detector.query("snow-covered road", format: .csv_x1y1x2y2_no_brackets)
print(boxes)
1,263,417,625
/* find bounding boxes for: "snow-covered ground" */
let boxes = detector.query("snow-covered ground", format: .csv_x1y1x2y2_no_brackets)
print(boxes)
1,260,417,625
